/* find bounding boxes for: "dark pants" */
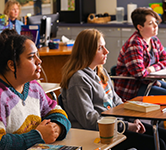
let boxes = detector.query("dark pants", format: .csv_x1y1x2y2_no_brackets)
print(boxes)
137,80,166,96
112,123,166,150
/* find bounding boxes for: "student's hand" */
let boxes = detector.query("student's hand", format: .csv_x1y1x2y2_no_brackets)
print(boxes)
128,119,146,133
146,66,155,73
134,119,146,133
36,119,62,144
156,80,161,87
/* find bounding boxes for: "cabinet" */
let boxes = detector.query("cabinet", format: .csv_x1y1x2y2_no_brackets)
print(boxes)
56,25,166,73
57,26,122,72
71,27,90,40
56,26,90,40
157,28,166,47
56,27,72,39
121,28,136,46
121,27,166,48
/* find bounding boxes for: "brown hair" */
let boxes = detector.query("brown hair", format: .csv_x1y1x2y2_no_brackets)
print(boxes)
4,0,21,20
60,29,109,89
131,7,162,31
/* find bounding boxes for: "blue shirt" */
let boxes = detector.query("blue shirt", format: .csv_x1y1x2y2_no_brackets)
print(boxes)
0,19,23,34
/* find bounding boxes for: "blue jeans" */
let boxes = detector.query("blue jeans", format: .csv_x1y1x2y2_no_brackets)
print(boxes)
137,80,166,96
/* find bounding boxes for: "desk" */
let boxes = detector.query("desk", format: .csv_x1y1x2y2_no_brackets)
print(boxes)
40,82,60,94
40,82,61,100
111,73,166,96
102,104,166,150
38,46,72,56
38,46,72,96
55,128,126,150
38,46,72,83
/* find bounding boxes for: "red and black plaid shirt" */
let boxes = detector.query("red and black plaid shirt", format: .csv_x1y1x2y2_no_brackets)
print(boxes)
114,31,166,100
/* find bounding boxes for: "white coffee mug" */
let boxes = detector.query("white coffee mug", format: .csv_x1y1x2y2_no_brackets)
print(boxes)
99,116,125,137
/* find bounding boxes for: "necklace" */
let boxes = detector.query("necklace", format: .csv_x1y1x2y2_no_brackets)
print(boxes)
1,74,27,106
2,74,13,87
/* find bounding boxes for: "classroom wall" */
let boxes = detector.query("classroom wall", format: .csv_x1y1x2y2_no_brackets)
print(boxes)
117,0,163,15
96,0,117,15
1,0,52,17
0,0,163,18
0,0,5,14
92,0,163,16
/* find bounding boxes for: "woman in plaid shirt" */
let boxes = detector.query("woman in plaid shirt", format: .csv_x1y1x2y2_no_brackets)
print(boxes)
115,7,166,100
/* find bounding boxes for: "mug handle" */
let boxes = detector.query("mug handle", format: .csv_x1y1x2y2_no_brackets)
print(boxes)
117,120,125,134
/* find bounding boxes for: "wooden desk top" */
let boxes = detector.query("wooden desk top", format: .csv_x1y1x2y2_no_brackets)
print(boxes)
102,103,166,121
38,45,72,56
55,128,126,150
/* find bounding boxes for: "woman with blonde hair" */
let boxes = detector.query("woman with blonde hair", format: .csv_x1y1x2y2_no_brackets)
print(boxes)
60,28,166,150
3,0,23,34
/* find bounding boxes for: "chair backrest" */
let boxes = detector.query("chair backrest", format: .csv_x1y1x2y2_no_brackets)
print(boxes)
58,94,64,109
110,65,117,76
110,65,117,83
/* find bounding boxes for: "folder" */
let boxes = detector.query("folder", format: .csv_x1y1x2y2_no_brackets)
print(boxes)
149,68,166,76
143,95,166,105
21,25,40,47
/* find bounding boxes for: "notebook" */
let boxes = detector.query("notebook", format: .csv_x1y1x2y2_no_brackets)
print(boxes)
28,143,82,150
148,68,166,76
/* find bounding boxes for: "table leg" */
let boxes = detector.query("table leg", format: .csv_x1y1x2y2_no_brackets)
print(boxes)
152,120,160,150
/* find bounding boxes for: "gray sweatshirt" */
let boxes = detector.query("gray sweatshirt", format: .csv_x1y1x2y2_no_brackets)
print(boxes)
61,67,127,131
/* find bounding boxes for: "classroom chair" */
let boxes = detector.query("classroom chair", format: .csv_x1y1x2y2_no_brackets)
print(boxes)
58,94,64,109
110,65,155,96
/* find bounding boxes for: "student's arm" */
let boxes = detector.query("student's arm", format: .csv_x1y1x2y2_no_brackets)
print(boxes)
43,105,71,141
66,84,101,130
123,43,149,78
0,128,44,150
124,37,166,77
35,81,71,140
150,37,166,71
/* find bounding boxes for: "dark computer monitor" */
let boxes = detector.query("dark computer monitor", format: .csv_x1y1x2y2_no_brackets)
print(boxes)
27,12,59,39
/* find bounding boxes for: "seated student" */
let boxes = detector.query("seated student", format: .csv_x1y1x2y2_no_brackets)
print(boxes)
114,7,166,101
0,29,71,150
60,28,166,150
3,0,23,34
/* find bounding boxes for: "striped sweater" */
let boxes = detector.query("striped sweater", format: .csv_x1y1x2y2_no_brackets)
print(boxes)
0,79,71,150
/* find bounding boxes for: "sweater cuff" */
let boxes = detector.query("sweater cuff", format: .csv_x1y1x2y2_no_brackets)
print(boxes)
44,113,71,140
35,129,44,140
23,129,45,148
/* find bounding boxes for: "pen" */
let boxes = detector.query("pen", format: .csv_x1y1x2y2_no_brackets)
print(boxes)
161,108,166,112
